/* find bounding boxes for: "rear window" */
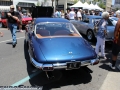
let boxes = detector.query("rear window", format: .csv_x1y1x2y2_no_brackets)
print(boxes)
35,22,81,38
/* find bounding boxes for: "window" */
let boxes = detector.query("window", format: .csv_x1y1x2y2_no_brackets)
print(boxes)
83,18,89,23
107,19,113,26
35,22,81,37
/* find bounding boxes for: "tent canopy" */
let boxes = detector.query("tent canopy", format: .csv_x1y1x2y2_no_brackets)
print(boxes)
82,2,90,9
89,3,95,10
70,1,84,8
94,4,103,11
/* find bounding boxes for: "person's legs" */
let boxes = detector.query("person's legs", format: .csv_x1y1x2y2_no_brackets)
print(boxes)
95,37,101,56
19,21,23,32
12,24,17,46
0,32,3,37
109,43,120,69
100,38,106,59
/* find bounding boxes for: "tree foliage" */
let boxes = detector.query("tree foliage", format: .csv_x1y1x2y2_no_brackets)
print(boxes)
37,1,40,6
74,0,78,4
98,2,106,9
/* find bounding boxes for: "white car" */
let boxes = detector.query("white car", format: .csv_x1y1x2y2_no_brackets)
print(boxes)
109,17,119,26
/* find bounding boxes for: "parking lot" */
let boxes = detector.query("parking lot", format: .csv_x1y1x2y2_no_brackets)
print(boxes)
0,28,120,90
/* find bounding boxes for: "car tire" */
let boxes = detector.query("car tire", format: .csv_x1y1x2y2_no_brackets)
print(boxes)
2,23,5,28
87,30,95,41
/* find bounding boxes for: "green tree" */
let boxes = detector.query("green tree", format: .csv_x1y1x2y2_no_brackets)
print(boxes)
74,0,78,4
98,2,106,9
36,1,40,6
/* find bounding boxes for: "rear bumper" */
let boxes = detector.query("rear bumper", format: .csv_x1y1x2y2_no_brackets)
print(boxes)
105,37,114,41
29,51,99,71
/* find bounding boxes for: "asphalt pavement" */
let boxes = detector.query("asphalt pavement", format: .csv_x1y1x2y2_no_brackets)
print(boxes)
0,28,120,90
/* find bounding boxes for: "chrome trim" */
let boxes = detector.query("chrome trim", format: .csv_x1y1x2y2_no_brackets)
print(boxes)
28,51,99,71
28,50,42,68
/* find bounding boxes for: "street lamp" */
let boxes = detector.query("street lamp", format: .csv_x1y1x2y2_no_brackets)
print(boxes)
51,0,54,6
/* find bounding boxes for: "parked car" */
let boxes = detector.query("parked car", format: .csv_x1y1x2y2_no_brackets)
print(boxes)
25,6,99,79
1,11,32,28
109,17,119,26
71,15,115,41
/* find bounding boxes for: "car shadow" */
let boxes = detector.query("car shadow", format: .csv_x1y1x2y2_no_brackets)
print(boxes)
23,40,92,90
98,42,120,72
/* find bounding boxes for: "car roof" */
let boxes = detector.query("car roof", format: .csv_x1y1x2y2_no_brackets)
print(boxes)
109,17,117,19
86,15,102,18
35,18,70,24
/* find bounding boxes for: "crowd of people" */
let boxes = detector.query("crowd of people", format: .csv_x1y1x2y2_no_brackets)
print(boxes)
53,8,120,70
53,8,118,20
0,5,120,70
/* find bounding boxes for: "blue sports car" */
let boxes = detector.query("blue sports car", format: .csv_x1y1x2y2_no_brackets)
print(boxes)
25,6,99,79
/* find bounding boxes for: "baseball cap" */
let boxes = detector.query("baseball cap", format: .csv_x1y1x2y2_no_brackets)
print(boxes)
10,5,14,9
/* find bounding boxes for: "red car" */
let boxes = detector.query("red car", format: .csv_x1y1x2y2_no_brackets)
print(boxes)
1,12,32,28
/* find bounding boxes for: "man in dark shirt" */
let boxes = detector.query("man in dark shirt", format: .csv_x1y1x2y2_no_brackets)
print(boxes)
6,5,20,48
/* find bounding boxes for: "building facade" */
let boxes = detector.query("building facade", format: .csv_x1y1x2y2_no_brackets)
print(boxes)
113,0,120,9
0,0,13,6
0,0,75,13
101,0,106,5
106,0,112,11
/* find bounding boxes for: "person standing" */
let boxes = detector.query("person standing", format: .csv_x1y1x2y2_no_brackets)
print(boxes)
77,9,82,21
95,12,109,59
68,8,76,20
6,5,20,48
17,6,24,32
65,9,70,20
109,11,120,70
61,10,64,18
54,9,59,18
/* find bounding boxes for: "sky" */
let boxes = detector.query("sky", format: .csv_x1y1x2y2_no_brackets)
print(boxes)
112,0,115,5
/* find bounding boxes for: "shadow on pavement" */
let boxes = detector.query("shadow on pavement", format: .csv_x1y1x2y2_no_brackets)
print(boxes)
98,42,120,72
6,42,12,44
23,40,92,90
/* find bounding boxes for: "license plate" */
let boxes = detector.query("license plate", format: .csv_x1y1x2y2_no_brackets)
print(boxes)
67,62,81,70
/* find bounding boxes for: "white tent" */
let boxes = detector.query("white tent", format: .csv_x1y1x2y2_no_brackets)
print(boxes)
70,1,84,8
82,2,90,9
94,4,103,11
89,3,95,10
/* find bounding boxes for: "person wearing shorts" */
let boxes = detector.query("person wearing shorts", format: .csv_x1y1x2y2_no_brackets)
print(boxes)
109,11,120,70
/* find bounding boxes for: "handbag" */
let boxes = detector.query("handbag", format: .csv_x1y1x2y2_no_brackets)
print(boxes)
93,19,102,33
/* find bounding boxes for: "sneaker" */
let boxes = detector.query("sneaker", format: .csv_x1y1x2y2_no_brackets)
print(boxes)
117,65,120,71
101,56,107,60
109,63,115,70
12,43,16,48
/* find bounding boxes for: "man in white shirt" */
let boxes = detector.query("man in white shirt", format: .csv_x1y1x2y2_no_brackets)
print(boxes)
68,8,76,20
54,9,59,18
77,9,82,21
